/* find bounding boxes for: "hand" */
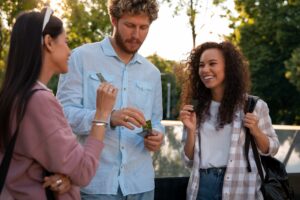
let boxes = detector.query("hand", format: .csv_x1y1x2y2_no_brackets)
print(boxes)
95,83,118,121
180,105,197,133
43,173,71,194
144,130,164,152
244,112,260,135
110,107,146,130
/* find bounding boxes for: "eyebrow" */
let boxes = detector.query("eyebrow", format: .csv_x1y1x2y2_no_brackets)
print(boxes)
200,59,218,63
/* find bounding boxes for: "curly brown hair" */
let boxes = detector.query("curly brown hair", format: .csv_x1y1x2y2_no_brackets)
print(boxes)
181,41,251,129
107,0,159,22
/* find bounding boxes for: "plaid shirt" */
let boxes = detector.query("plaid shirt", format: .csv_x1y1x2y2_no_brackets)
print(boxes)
182,99,280,200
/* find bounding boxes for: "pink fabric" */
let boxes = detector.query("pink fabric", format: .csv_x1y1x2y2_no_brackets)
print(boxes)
0,84,104,200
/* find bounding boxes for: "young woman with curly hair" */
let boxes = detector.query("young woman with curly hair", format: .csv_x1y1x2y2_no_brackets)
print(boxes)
180,41,279,200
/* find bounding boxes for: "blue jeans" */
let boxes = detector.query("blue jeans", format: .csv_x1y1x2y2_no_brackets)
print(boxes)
80,188,154,200
197,167,226,200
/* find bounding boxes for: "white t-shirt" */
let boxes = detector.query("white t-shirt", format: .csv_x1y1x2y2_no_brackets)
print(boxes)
199,100,233,169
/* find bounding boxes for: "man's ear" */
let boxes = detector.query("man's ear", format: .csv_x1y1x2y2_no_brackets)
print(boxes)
111,16,117,27
43,34,54,52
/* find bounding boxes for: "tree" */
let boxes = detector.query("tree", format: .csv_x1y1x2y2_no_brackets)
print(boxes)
48,0,112,93
147,54,183,119
0,0,40,86
229,0,300,124
160,0,226,48
285,47,300,91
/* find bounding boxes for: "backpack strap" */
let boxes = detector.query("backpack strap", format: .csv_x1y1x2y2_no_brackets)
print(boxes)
244,95,259,172
0,88,46,194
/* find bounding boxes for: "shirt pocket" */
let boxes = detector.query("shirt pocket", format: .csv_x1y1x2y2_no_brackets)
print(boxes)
85,72,114,108
132,81,153,113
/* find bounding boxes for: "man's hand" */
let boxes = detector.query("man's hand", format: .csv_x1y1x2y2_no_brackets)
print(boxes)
43,173,71,194
144,130,164,152
110,107,146,129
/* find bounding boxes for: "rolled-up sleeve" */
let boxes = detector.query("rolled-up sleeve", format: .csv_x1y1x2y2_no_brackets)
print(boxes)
181,127,194,168
255,100,280,156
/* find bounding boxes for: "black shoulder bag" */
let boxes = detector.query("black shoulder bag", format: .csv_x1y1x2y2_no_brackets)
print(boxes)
0,89,55,200
245,95,294,200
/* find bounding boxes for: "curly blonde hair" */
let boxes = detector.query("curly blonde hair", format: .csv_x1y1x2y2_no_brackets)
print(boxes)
107,0,159,22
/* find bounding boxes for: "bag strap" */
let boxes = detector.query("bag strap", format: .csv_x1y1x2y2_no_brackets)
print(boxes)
244,95,265,182
0,88,45,194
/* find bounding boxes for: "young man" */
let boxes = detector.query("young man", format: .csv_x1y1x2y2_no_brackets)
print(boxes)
56,0,164,199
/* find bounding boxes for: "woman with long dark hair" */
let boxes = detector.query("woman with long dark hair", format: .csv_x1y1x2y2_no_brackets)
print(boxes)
180,41,279,200
0,8,117,200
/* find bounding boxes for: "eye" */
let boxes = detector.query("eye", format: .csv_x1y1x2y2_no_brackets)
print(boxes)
140,25,149,30
125,23,135,28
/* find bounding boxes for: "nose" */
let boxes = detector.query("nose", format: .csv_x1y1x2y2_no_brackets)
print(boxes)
132,27,140,38
199,64,209,73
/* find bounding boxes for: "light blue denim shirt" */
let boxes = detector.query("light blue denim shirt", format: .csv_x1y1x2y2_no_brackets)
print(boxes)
56,37,164,195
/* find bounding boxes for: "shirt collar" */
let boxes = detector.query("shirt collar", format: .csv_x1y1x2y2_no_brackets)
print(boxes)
36,81,51,92
101,37,143,64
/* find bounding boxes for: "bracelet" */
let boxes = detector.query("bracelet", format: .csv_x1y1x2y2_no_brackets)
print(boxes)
92,120,108,127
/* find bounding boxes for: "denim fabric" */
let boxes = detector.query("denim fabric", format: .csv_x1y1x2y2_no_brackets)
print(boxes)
197,168,226,200
80,188,154,200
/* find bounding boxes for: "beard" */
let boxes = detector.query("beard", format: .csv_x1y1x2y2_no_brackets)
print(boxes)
115,29,142,54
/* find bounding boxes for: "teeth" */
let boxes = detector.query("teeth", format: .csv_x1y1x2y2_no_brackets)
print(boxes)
203,76,213,80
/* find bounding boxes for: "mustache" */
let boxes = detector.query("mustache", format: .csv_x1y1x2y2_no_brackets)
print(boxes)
125,38,141,44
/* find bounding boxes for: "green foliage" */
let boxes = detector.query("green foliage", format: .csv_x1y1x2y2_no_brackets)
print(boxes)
230,0,300,124
147,54,183,119
62,0,111,49
285,47,300,91
0,0,111,93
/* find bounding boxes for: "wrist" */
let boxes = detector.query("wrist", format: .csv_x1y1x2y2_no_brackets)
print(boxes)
94,110,110,122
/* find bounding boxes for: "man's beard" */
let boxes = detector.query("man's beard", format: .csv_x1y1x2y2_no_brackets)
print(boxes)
115,30,141,54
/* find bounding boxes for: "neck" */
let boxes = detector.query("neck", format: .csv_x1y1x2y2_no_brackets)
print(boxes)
109,37,134,64
38,60,54,85
211,88,224,102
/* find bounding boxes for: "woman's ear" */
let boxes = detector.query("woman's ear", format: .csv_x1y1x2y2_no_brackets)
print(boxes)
43,34,54,52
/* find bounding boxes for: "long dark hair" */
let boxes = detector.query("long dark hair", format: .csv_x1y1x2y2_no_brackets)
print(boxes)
181,41,250,129
0,9,63,151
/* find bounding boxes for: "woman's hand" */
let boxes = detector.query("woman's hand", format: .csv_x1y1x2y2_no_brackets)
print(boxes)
43,173,71,194
243,113,260,135
244,112,269,153
180,105,197,134
95,83,118,121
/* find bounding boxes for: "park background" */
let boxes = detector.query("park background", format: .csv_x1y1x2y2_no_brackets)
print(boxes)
1,1,300,198
1,0,300,124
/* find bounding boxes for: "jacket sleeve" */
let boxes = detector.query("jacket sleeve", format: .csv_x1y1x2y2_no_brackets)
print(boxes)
21,90,103,186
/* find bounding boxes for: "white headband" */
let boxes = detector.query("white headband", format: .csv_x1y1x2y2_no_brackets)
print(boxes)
41,7,54,44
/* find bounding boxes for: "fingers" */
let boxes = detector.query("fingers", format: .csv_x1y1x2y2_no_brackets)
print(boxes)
96,83,118,121
43,174,71,194
244,113,259,128
123,107,146,127
144,132,164,152
111,107,146,129
180,105,194,119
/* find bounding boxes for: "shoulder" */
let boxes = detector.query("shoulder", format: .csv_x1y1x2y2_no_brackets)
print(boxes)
253,97,270,115
72,42,101,57
136,54,161,75
29,87,58,106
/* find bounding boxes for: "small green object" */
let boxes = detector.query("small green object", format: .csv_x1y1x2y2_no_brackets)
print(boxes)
96,72,107,82
143,120,152,132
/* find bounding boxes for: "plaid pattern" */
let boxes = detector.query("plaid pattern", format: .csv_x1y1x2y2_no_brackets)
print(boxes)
182,99,279,200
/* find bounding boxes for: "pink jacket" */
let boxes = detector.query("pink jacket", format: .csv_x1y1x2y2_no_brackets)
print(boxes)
0,84,104,200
